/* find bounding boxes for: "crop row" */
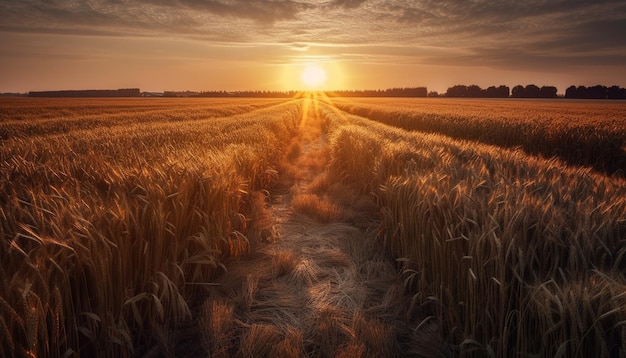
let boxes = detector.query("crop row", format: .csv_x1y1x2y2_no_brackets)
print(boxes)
321,100,626,356
328,98,626,176
0,98,284,140
0,99,299,356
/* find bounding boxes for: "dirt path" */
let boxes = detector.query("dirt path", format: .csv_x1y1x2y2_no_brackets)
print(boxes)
184,100,447,357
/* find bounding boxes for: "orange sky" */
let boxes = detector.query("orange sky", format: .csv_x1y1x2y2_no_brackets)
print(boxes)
1,0,625,93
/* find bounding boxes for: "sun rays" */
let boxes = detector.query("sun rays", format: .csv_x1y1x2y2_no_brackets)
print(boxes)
301,64,327,88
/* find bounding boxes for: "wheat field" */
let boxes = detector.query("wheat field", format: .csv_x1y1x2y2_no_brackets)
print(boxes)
329,97,626,176
1,95,625,357
320,98,626,356
1,98,300,356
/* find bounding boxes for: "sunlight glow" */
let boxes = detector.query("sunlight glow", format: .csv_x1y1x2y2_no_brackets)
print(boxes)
301,64,327,88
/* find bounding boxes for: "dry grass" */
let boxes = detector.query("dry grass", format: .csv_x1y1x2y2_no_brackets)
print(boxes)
272,248,299,277
243,190,275,243
239,323,283,357
200,300,235,357
291,193,343,223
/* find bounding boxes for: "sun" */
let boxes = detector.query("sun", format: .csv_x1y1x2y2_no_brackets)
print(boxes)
300,64,327,88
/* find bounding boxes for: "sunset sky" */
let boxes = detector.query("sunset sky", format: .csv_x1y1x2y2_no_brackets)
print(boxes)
1,0,625,93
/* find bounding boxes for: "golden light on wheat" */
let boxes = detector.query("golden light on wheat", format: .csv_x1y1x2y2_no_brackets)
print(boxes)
1,96,625,356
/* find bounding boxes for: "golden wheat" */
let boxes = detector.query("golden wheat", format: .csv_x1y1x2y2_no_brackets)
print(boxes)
328,97,626,176
0,98,299,356
321,97,626,356
3,95,625,356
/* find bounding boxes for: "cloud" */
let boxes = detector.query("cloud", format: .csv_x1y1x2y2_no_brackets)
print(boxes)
388,0,626,41
160,0,312,24
3,0,623,46
288,42,310,51
0,0,313,37
1,0,625,75
328,0,368,9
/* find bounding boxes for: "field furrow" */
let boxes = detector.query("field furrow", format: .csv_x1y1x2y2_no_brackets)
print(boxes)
0,98,287,140
328,97,626,176
191,104,434,356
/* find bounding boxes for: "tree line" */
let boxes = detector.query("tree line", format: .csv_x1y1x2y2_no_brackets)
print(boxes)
444,84,626,99
18,85,626,99
189,90,299,98
193,87,429,98
28,88,141,98
326,87,428,97
444,85,511,98
564,85,626,99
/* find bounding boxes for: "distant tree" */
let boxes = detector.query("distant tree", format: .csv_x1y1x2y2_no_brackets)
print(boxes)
28,88,140,98
524,84,541,98
497,85,510,98
484,85,509,98
428,91,439,97
607,86,622,99
565,86,579,98
606,86,626,99
326,87,427,98
511,85,525,98
400,87,428,97
467,85,484,97
484,86,498,97
565,84,625,99
588,85,607,99
539,86,558,98
446,85,468,97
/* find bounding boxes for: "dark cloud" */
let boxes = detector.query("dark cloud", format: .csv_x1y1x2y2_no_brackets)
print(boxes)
390,0,626,39
393,0,625,24
2,0,624,41
380,0,626,72
0,0,313,33
0,0,119,28
161,0,312,24
328,0,368,9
